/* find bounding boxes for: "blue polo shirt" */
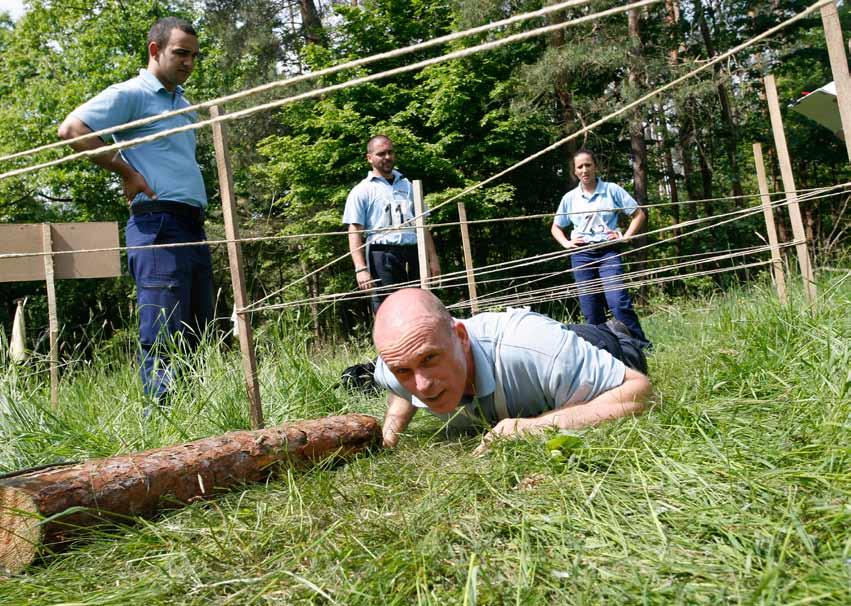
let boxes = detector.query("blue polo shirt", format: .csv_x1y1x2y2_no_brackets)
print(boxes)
553,178,638,243
70,69,207,208
374,308,626,431
342,170,424,245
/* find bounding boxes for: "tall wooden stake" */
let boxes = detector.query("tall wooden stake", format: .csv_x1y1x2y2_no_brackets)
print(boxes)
457,202,479,314
209,105,263,429
763,75,817,304
412,180,430,290
40,224,59,408
752,143,788,304
821,2,851,162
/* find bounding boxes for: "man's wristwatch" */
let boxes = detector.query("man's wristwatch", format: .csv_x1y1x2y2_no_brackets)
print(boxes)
355,267,369,274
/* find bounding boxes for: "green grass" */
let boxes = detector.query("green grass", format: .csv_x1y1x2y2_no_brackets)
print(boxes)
0,274,848,604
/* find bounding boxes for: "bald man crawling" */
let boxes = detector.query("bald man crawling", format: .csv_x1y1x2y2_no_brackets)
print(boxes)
373,289,652,449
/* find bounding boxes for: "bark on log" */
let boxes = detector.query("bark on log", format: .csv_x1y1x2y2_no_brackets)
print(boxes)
0,414,380,575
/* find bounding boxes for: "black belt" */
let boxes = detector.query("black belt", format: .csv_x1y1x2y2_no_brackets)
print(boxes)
131,201,204,223
369,243,416,251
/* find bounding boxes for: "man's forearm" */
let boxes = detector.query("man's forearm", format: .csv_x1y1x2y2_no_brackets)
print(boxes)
58,117,134,179
347,226,368,270
530,371,651,431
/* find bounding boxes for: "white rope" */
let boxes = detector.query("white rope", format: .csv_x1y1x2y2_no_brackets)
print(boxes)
247,191,812,313
473,259,776,311
0,182,840,302
256,0,833,305
0,0,595,165
433,242,778,293
0,0,659,183
462,241,802,311
247,186,833,312
453,188,827,309
255,240,797,313
421,0,835,221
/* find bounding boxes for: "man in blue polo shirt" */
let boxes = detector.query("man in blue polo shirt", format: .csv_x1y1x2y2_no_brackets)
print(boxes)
373,289,651,450
343,135,441,313
58,17,211,402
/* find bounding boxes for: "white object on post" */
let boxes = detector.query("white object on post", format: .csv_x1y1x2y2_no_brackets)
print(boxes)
10,298,27,364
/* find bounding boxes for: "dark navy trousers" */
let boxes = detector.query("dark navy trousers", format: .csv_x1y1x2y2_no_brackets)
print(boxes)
570,246,650,348
367,244,420,313
126,211,213,399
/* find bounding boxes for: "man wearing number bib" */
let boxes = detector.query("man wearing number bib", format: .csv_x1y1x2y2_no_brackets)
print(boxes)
343,135,441,313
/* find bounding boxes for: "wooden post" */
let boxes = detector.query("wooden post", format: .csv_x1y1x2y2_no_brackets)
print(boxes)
412,180,430,289
821,2,851,161
752,143,788,304
763,75,817,304
40,224,59,408
457,202,479,314
209,105,264,429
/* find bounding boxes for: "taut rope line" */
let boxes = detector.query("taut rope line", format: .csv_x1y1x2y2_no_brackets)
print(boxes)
248,183,837,312
253,0,833,308
256,241,800,313
452,190,823,310
1,183,844,267
0,0,659,183
0,0,594,164
248,191,815,313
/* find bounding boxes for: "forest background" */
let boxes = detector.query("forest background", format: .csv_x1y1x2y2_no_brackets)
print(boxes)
0,0,849,352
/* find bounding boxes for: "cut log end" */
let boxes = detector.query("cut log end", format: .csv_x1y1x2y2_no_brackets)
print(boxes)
0,487,41,575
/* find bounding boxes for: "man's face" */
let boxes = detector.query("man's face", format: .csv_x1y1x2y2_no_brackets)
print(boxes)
150,29,199,91
377,318,470,414
367,139,395,178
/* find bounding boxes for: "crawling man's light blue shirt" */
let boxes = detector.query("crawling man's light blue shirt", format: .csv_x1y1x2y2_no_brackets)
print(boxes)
554,178,638,243
374,308,626,431
342,170,425,245
71,69,207,209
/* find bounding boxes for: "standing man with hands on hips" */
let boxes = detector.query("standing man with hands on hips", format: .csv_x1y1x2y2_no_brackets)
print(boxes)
551,149,652,350
59,17,213,404
343,135,441,313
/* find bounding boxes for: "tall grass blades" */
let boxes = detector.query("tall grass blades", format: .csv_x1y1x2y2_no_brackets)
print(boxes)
0,277,848,604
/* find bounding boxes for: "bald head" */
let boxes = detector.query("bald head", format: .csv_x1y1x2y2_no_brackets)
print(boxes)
373,289,472,413
374,289,452,348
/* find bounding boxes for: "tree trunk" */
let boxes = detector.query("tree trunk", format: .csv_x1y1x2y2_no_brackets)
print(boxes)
298,0,325,46
628,9,648,205
628,8,649,299
656,105,681,257
299,252,322,340
549,22,579,186
696,2,743,201
0,414,380,574
690,102,714,208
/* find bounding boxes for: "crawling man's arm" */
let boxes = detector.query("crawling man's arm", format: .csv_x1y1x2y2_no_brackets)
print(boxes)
382,393,418,448
486,368,651,438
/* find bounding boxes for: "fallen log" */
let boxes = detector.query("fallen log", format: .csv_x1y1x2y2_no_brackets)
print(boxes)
0,413,380,575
